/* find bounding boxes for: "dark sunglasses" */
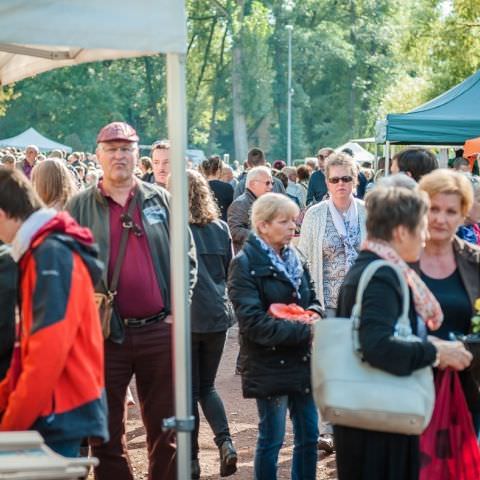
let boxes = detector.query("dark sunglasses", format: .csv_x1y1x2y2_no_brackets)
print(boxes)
328,175,353,184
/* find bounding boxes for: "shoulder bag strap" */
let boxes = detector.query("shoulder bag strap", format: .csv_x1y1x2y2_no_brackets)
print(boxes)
108,190,138,297
351,260,412,353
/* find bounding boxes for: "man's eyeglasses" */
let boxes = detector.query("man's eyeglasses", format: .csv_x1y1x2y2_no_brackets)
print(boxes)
101,146,136,155
253,180,273,186
328,175,353,184
120,213,143,237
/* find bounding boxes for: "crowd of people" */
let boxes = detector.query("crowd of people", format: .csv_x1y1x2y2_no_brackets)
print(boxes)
0,123,480,480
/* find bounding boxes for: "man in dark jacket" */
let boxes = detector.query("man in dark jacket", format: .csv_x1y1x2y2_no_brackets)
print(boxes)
67,122,197,480
227,166,273,253
233,147,285,199
306,147,334,205
0,243,16,381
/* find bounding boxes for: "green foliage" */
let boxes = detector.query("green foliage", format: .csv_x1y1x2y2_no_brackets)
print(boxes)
0,0,478,159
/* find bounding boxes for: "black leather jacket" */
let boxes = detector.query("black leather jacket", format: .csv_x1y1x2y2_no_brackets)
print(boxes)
228,233,322,398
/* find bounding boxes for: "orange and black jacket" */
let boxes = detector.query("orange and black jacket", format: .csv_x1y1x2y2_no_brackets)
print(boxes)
0,212,108,443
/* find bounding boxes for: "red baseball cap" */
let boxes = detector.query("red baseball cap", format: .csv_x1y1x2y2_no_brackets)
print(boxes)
96,122,139,143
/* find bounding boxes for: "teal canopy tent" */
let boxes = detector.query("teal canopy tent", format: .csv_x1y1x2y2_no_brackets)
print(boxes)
379,70,480,145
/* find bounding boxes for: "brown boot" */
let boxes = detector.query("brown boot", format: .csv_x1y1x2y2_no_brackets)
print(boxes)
219,439,237,477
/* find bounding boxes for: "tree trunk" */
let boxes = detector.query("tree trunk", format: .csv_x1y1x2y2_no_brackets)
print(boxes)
232,0,248,163
349,0,357,137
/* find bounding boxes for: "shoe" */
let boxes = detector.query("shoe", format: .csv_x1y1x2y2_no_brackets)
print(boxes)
219,439,237,477
191,458,201,479
317,434,335,454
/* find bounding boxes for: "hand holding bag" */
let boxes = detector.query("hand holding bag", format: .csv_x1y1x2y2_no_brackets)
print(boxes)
311,259,435,435
419,368,480,480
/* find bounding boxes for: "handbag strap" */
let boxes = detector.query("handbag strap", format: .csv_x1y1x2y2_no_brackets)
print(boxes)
108,190,138,297
351,260,412,350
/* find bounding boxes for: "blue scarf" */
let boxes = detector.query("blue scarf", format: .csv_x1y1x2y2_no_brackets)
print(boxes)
254,234,304,298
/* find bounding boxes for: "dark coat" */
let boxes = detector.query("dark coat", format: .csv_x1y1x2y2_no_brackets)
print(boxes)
306,169,327,205
0,244,16,381
227,189,256,254
334,250,436,480
415,237,480,412
337,251,436,375
228,233,322,399
190,220,234,333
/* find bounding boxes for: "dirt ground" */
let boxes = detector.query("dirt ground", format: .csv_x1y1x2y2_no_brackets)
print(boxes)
123,326,338,479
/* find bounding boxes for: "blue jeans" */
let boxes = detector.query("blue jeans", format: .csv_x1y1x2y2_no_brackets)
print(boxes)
255,393,318,480
48,439,82,458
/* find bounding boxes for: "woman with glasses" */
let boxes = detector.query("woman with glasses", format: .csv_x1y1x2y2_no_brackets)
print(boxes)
298,152,366,452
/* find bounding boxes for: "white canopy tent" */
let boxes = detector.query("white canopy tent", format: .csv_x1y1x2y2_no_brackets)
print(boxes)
0,1,192,478
0,127,72,152
335,141,375,164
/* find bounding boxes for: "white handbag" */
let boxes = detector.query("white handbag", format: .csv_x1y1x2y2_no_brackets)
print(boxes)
311,260,435,435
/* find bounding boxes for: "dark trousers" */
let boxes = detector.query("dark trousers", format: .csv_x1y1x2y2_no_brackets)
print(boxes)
191,331,231,459
92,321,176,480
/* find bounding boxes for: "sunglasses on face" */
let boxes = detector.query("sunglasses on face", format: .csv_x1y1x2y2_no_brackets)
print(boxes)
253,180,273,186
328,175,353,184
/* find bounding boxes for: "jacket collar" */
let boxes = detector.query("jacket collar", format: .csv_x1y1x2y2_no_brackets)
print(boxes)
10,208,57,262
94,178,164,205
453,236,480,310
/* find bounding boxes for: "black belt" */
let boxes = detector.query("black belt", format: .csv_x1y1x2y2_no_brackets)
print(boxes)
123,311,167,328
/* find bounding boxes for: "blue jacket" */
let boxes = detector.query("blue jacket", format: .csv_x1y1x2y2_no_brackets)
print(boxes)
306,170,327,205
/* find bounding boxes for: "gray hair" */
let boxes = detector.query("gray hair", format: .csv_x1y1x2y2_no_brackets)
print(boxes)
376,172,418,191
246,166,271,187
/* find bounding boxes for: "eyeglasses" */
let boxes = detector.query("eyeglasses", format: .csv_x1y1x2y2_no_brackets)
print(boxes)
253,180,273,186
328,175,353,184
101,146,136,155
120,213,143,237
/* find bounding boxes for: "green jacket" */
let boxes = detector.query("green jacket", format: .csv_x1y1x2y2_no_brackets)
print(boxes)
67,181,197,343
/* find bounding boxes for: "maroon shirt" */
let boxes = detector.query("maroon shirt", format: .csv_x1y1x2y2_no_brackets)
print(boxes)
22,161,34,179
101,183,164,318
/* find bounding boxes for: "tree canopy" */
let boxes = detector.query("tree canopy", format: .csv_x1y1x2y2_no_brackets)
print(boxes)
0,0,478,160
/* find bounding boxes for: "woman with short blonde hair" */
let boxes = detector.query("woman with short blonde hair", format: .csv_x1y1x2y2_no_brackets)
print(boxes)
251,193,299,233
419,169,480,433
229,192,322,479
325,152,358,183
31,158,78,210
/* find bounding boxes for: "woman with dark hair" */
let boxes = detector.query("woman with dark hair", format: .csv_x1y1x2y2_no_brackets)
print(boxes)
201,155,234,221
391,148,438,182
335,186,472,480
187,169,237,479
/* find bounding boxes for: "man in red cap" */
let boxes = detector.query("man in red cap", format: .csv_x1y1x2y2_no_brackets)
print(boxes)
67,121,197,480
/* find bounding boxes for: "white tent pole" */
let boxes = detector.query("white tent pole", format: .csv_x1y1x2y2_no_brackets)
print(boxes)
165,52,193,480
384,141,391,177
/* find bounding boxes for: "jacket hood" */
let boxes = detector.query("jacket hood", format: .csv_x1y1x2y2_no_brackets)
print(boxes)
31,211,103,286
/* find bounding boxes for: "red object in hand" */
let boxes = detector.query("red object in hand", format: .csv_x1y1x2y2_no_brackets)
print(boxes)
268,303,316,323
419,368,480,480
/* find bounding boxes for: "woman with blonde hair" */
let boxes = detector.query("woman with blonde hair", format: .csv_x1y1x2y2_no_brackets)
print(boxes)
187,169,237,478
419,169,480,432
31,158,78,210
228,193,322,480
